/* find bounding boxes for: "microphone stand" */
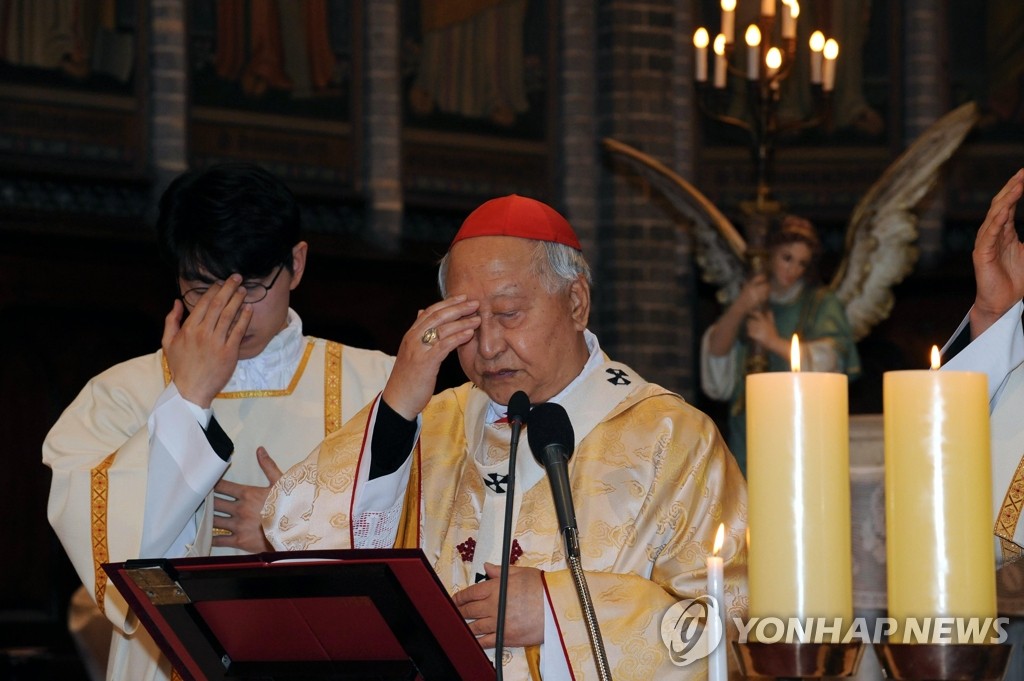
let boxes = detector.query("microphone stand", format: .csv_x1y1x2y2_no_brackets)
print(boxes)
494,416,522,679
561,527,612,681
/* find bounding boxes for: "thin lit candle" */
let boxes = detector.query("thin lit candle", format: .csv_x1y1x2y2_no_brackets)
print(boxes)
694,28,710,82
822,38,839,91
809,30,825,84
721,0,736,45
713,34,727,88
781,0,798,40
766,46,782,82
761,0,775,18
745,24,761,80
707,524,727,681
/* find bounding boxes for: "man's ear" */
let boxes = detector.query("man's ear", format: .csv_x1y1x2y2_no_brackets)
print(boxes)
288,241,309,290
568,276,590,331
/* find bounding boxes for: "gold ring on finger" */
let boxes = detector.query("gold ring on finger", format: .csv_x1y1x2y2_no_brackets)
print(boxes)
421,327,440,345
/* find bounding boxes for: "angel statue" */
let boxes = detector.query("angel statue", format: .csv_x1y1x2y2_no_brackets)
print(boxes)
603,101,979,473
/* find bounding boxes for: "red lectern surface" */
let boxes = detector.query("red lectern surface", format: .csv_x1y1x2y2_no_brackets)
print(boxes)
103,549,496,681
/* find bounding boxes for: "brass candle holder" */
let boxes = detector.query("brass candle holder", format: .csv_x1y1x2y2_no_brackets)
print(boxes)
872,642,1011,681
732,641,864,680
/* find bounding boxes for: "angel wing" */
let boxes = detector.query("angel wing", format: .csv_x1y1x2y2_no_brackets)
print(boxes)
831,101,979,340
602,137,748,304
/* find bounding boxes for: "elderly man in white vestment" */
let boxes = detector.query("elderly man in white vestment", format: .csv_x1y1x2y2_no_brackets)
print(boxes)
940,168,1024,679
263,194,749,680
941,168,1024,564
43,163,394,681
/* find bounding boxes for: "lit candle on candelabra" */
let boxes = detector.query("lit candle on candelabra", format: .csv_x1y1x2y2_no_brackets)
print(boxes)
721,0,736,46
761,0,775,18
765,46,782,83
781,0,799,40
713,34,727,89
883,347,995,643
822,38,839,92
746,335,852,638
707,524,727,681
809,30,825,85
745,24,761,80
694,28,709,82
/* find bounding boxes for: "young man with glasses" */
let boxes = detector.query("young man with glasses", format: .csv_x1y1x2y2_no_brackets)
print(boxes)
43,162,394,681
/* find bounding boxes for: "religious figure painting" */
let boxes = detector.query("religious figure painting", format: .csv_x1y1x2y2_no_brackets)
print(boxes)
401,0,549,138
187,0,358,193
189,0,352,120
0,0,136,90
0,0,145,176
400,0,555,203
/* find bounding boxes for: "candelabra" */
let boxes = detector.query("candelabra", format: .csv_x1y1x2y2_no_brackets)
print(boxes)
693,0,837,373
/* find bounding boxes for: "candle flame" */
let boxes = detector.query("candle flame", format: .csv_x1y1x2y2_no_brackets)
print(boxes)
790,1,800,18
745,24,761,47
809,30,825,52
721,0,736,11
930,345,941,370
790,334,801,372
824,38,839,60
713,523,725,555
714,33,726,55
766,47,782,70
694,27,710,48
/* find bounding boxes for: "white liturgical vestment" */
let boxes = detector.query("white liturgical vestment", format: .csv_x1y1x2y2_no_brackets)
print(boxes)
44,310,393,681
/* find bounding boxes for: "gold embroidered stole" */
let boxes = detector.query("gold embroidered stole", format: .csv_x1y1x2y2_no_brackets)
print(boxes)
422,361,648,677
996,454,1024,563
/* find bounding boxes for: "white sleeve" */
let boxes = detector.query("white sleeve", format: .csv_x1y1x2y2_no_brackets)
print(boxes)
539,585,572,680
351,396,418,549
140,383,229,558
943,302,1024,407
700,325,738,400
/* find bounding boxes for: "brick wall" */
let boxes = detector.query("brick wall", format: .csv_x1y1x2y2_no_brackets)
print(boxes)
593,0,699,398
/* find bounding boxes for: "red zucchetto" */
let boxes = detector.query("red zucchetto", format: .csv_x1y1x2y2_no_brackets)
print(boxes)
451,194,582,251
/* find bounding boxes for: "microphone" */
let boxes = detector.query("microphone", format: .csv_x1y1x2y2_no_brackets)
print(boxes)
506,389,531,435
527,403,612,680
527,402,578,556
495,390,530,679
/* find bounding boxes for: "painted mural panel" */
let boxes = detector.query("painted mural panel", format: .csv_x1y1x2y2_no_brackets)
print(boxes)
188,0,358,195
0,0,145,177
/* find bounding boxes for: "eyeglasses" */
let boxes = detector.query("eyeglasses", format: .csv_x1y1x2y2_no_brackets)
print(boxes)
179,265,286,309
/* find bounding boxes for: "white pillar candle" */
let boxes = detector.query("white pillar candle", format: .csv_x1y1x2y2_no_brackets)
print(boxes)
884,347,996,643
747,336,853,637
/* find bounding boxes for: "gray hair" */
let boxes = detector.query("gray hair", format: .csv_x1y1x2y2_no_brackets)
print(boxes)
438,240,592,298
